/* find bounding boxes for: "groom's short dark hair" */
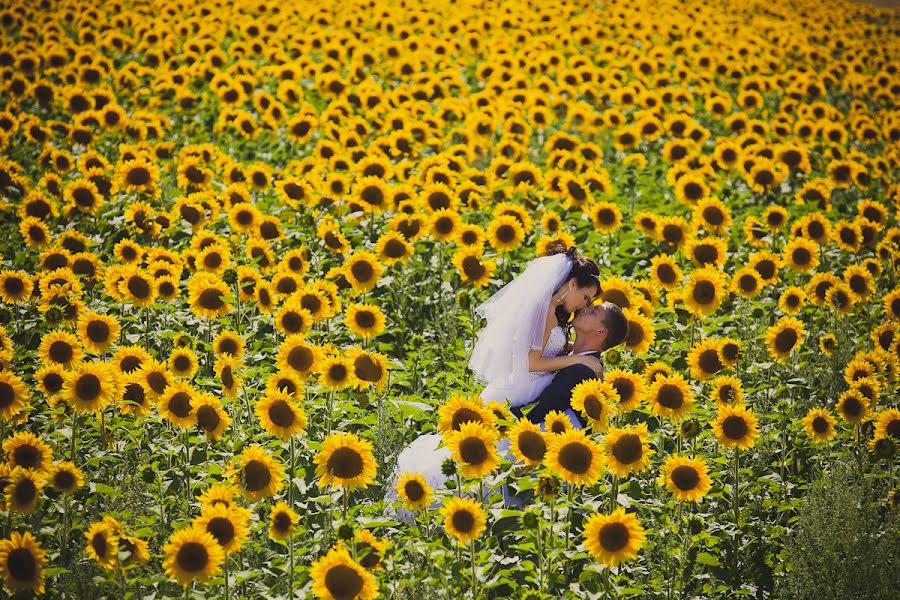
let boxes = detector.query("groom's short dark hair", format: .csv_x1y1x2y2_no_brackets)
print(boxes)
603,305,628,351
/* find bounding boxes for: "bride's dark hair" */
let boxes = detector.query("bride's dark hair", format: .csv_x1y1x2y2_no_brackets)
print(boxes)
545,242,601,331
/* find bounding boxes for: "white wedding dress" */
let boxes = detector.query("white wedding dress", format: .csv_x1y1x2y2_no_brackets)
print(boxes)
386,326,584,521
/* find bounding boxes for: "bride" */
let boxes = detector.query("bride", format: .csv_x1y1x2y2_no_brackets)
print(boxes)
387,243,603,518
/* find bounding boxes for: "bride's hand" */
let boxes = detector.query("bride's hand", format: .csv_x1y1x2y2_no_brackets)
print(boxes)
574,355,603,376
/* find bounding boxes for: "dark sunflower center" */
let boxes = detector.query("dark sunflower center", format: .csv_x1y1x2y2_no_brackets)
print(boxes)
842,397,863,418
174,355,191,373
384,239,407,259
656,263,676,284
168,391,192,418
558,442,593,475
75,373,101,402
12,445,40,469
3,276,24,295
657,384,684,409
404,480,425,501
350,261,374,283
451,509,475,533
599,521,629,552
206,517,236,546
273,512,291,532
327,447,364,479
722,415,748,440
54,469,76,489
127,276,151,299
662,224,683,245
196,405,220,432
462,256,486,279
269,400,296,427
354,311,376,328
198,288,224,310
92,533,108,559
517,430,546,461
582,395,604,420
243,459,272,492
126,167,150,186
698,349,723,374
147,371,167,394
49,340,73,364
354,355,383,382
459,437,488,465
703,207,724,225
670,465,700,490
496,224,516,243
811,416,829,434
692,280,715,305
13,478,37,505
325,564,364,600
611,379,634,403
176,541,209,573
774,328,798,353
0,381,14,407
120,355,142,373
612,433,642,465
218,339,239,355
792,248,811,266
287,346,314,372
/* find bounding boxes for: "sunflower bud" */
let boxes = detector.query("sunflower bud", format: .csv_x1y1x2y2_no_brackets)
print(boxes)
632,358,646,372
46,307,63,327
440,457,457,478
0,308,10,325
605,348,621,366
751,306,766,319
457,290,470,310
521,511,539,530
537,475,560,501
141,467,156,484
679,418,701,439
174,334,192,348
337,523,354,540
222,268,238,286
873,438,896,460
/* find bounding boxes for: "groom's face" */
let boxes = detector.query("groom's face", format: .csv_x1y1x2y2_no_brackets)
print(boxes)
573,302,610,335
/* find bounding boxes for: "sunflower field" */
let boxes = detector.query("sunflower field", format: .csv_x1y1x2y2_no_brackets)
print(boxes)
0,0,898,597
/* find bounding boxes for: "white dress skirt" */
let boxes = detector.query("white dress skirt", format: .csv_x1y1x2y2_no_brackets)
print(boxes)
385,327,583,521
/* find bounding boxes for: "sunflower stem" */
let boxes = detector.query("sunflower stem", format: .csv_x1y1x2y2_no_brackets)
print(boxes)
288,532,294,599
224,554,229,600
288,435,295,506
69,410,78,461
731,449,741,583
143,307,150,351
183,428,191,515
470,540,478,599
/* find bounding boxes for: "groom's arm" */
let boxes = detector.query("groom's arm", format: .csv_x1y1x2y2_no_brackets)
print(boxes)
517,364,594,424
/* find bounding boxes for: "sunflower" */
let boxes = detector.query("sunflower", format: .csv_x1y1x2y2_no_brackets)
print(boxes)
582,507,646,567
315,432,378,491
874,408,900,441
276,335,321,380
118,266,157,308
169,347,199,379
843,264,874,302
487,215,526,253
0,531,47,595
0,371,30,422
452,248,495,287
543,410,574,435
136,359,171,400
808,273,841,307
256,388,307,439
194,393,232,441
778,286,806,315
604,423,652,477
445,421,500,479
343,251,384,294
47,460,84,493
395,471,434,510
85,519,119,569
195,503,251,555
275,302,313,336
634,211,659,238
646,373,694,421
649,254,683,290
545,429,604,486
658,454,712,502
783,237,819,273
6,468,43,514
708,375,743,405
38,330,83,369
818,334,838,356
317,355,357,391
0,270,32,304
353,530,390,571
604,369,645,412
505,418,547,467
162,526,225,586
590,201,623,233
230,444,285,501
346,346,390,392
685,237,728,269
570,379,617,431
344,303,386,339
375,231,413,264
157,381,196,428
687,339,725,381
117,533,151,568
674,173,709,206
692,198,732,236
310,543,379,600
825,283,854,316
682,266,728,317
617,307,650,355
836,390,868,425
440,496,487,544
63,361,117,413
19,217,52,249
268,500,300,542
3,432,53,473
188,273,232,319
712,404,759,450
765,316,804,362
656,216,691,250
731,266,763,299
803,408,837,443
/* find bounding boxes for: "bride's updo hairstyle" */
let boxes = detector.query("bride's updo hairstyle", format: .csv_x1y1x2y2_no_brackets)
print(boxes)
545,242,602,328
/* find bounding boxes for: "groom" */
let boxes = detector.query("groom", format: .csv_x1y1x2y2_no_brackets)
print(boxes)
510,301,628,426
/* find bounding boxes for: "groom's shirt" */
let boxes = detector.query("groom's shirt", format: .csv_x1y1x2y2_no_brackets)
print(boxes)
510,350,602,427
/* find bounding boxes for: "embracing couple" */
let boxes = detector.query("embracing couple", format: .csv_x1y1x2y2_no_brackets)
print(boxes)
388,242,628,515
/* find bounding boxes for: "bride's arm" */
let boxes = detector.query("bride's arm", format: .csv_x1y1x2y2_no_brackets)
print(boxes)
528,350,601,374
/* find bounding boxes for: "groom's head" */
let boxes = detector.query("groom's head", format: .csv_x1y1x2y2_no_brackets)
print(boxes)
572,301,628,352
